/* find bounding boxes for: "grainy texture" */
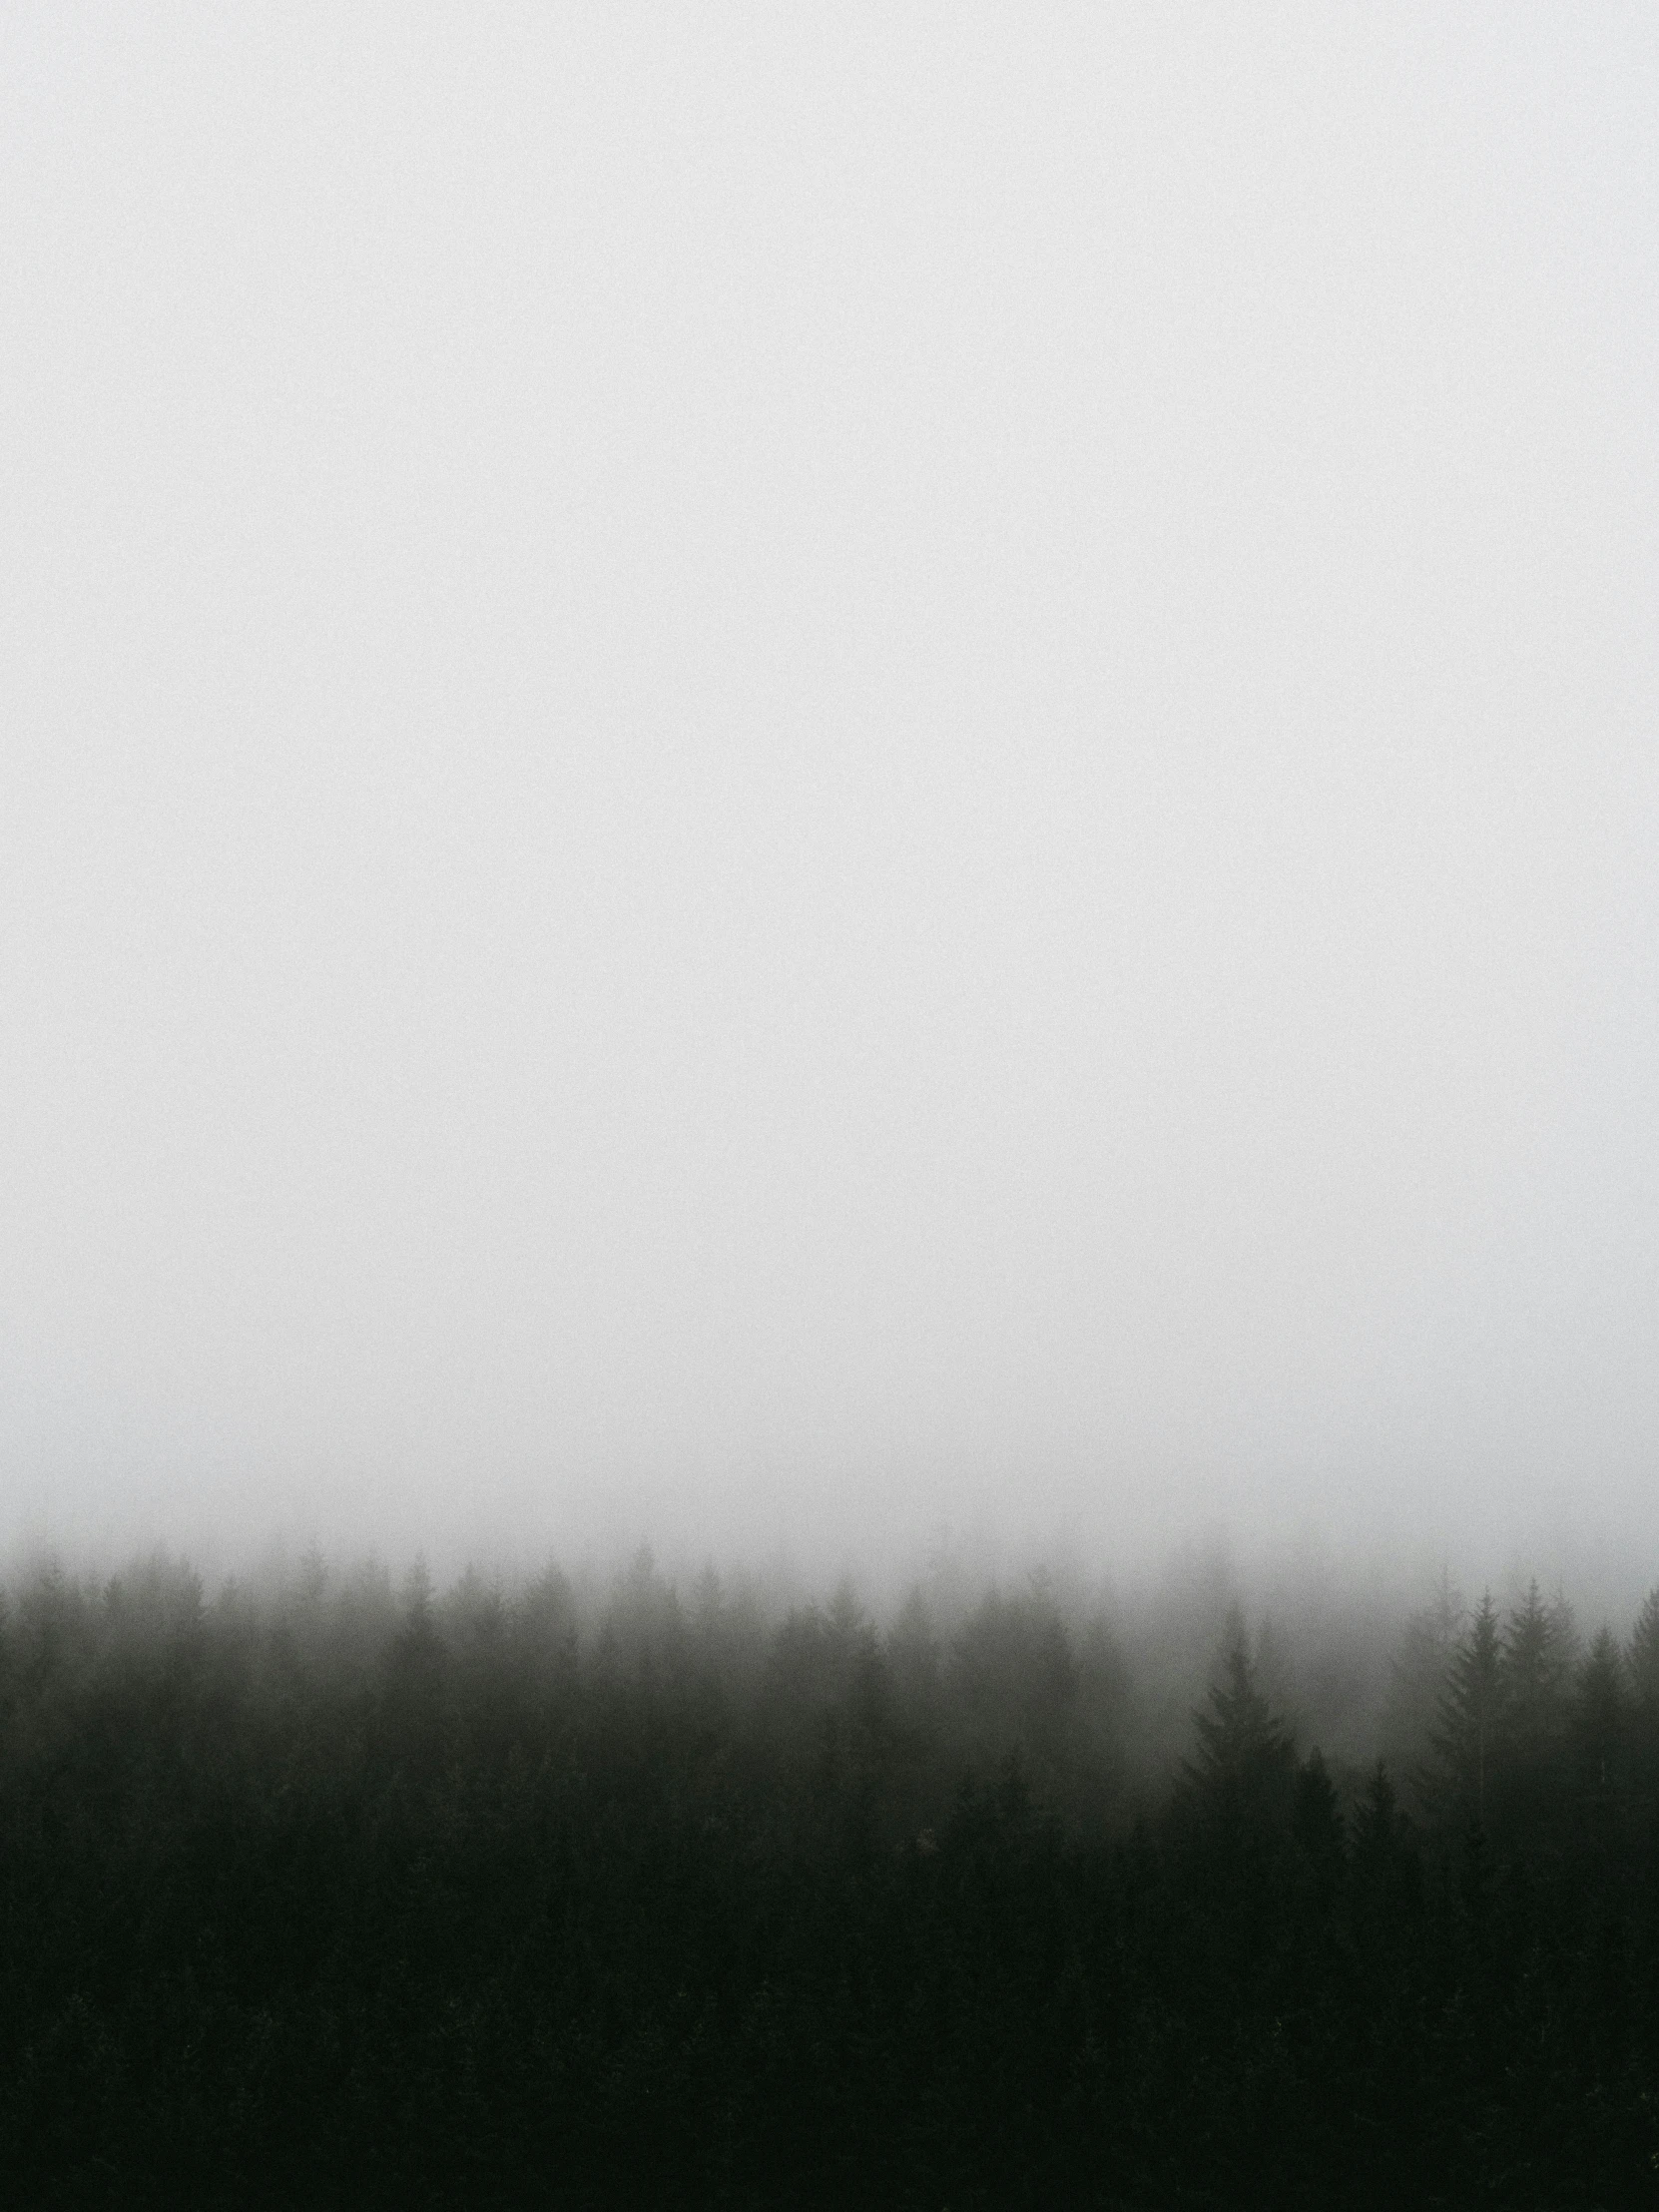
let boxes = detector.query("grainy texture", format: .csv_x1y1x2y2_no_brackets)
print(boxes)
2,1557,1657,2207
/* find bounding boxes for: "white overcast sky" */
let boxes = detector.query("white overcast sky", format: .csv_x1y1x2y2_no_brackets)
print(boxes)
2,6,1656,1577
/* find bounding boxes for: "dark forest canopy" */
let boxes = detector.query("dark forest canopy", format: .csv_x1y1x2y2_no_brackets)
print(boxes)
5,1545,1659,2204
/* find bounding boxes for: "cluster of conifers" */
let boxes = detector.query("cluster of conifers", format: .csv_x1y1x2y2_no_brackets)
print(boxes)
2,1551,1657,2205
1382,1575,1659,1841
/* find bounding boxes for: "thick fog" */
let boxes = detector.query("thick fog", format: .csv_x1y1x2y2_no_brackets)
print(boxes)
2,8,1656,1588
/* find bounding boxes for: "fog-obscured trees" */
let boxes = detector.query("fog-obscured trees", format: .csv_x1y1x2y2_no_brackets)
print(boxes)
1,1546,1657,2201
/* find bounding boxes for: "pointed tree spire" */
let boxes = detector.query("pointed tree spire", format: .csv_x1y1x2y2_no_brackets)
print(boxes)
1351,1761,1398,1858
1182,1635,1296,1831
1431,1592,1504,1827
1629,1586,1659,1712
1572,1626,1628,1799
1293,1747,1346,1894
1502,1579,1571,1762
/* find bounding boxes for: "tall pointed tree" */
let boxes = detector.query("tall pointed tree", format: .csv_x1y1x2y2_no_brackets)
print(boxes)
1381,1571,1461,1807
1625,1586,1659,1796
1351,1761,1421,1916
1430,1593,1504,1828
1182,1637,1296,1833
1502,1579,1571,1762
1292,1747,1346,1900
1571,1626,1628,1802
1495,1579,1577,1839
1628,1587,1659,1714
1351,1760,1399,1858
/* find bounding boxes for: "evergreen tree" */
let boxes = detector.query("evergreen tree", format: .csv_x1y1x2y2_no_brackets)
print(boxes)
885,1584,942,1716
379,1555,448,1784
1629,1587,1659,1701
1502,1579,1571,1760
1628,1586,1659,1799
1350,1761,1420,1915
1498,1579,1574,1836
1292,1747,1345,1897
1628,1588,1659,1714
1181,1637,1296,1833
1351,1760,1399,1857
1546,1585,1582,1676
1430,1593,1504,1828
1252,1613,1298,1729
1571,1626,1628,1802
1381,1571,1460,1809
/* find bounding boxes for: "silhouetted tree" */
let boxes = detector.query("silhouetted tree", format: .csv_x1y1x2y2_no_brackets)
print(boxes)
1292,1747,1345,1898
885,1585,941,1716
379,1556,448,1785
1351,1759,1398,1857
1381,1571,1460,1813
1349,1760,1421,1920
1181,1637,1296,1834
1502,1580,1571,1755
1571,1626,1629,1811
1491,1580,1576,1839
1627,1586,1659,1803
1430,1593,1503,1829
1628,1586,1659,1708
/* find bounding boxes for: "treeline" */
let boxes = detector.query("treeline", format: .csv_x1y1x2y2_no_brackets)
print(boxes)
1379,1575,1659,1846
2,1547,1659,2205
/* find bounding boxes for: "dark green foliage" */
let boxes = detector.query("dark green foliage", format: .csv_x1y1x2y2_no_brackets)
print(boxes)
2,1553,1658,2206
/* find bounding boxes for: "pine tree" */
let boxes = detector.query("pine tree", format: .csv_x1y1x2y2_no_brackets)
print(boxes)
1182,1637,1296,1833
1571,1627,1628,1801
1624,1586,1659,1802
1430,1593,1504,1828
1497,1579,1574,1836
1628,1586,1659,1714
1292,1747,1345,1898
1253,1614,1298,1729
1381,1570,1460,1808
380,1554,448,1784
1502,1579,1571,1761
1351,1760,1399,1857
1350,1761,1420,1915
1547,1586,1582,1676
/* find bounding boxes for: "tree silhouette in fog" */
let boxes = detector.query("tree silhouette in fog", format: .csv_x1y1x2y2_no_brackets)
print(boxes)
1430,1590,1503,1827
1629,1584,1659,1725
1571,1624,1628,1812
1180,1632,1296,1832
1379,1569,1459,1811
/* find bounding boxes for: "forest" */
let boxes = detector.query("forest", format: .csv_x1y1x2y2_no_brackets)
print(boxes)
2,1545,1658,2207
